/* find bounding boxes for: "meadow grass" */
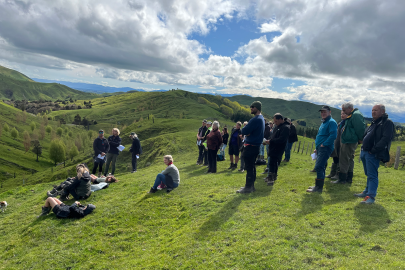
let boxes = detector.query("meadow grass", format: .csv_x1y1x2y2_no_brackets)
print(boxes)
1,139,404,269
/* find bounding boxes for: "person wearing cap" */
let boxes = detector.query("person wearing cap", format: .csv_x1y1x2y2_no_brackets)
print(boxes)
282,118,298,162
104,128,122,176
92,130,109,177
196,120,208,165
38,197,96,218
236,101,265,194
264,113,290,186
202,121,212,166
228,121,242,170
130,132,142,173
331,102,365,185
307,106,337,193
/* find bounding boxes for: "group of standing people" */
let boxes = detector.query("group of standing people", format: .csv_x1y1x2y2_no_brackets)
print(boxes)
92,128,142,176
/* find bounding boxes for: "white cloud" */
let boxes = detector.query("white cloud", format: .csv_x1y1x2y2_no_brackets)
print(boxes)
259,22,280,33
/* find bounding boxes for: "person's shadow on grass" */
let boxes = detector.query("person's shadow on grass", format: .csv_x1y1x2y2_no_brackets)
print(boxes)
354,204,391,232
297,192,324,217
195,180,273,239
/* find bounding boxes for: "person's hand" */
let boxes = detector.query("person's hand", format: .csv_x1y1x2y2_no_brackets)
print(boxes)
265,140,270,145
320,144,324,147
314,149,317,154
75,201,80,205
101,152,106,156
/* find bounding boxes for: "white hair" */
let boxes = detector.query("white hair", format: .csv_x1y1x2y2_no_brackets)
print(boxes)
342,102,354,110
376,104,386,112
212,121,220,129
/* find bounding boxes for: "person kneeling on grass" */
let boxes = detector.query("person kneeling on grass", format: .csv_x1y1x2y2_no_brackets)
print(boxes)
149,155,180,194
38,197,95,218
59,164,92,201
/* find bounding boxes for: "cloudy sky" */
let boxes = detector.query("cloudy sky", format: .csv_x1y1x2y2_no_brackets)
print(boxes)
1,0,404,119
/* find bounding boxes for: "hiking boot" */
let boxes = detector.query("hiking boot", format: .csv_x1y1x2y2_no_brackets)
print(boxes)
37,206,51,218
166,188,173,193
227,163,234,169
306,186,323,193
236,186,254,194
47,190,57,198
360,196,375,204
261,168,269,174
238,169,245,173
148,187,157,193
331,172,347,184
346,172,353,185
326,163,338,178
231,163,237,170
59,194,70,201
330,174,339,180
306,179,324,193
354,192,367,198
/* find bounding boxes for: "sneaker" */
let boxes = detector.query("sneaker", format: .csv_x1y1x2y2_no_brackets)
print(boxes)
131,170,137,173
47,191,57,198
236,187,254,194
267,180,275,186
240,186,256,192
238,169,244,172
148,187,157,193
360,196,375,204
354,192,367,198
59,194,70,201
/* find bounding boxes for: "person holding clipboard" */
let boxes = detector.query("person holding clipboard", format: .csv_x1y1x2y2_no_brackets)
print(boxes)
92,129,109,177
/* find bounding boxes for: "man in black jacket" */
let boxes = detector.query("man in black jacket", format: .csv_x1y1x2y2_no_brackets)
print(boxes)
283,118,298,162
355,104,395,204
130,132,142,173
92,129,110,177
196,120,208,165
104,128,122,176
264,113,290,186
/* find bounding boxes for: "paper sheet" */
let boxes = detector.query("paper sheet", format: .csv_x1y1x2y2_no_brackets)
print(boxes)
97,154,105,160
311,153,317,160
197,140,201,146
136,154,139,159
117,145,125,151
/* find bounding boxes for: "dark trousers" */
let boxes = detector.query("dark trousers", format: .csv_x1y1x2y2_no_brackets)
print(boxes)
333,157,339,164
268,153,283,176
203,149,208,165
92,161,104,174
315,147,333,179
131,153,138,171
63,185,90,201
198,145,205,163
208,149,218,173
243,145,260,188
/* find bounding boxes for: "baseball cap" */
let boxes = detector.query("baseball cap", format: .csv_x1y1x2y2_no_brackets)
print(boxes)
319,106,331,111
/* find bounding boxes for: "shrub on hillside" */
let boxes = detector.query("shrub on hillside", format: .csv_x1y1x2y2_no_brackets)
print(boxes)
56,127,63,137
23,131,31,152
31,140,42,162
30,121,36,131
46,125,52,135
198,97,209,104
49,139,66,165
4,123,9,132
69,145,79,161
220,104,234,117
10,127,19,140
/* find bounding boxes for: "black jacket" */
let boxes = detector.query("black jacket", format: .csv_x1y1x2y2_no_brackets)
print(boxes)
362,114,395,163
93,137,109,156
288,124,298,143
68,171,92,200
269,122,290,156
68,203,92,219
107,135,122,155
130,137,142,155
264,123,271,140
230,128,242,147
198,126,208,141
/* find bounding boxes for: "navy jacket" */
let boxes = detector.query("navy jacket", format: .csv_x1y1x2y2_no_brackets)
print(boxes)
93,137,109,156
241,114,265,146
107,135,122,155
130,137,142,155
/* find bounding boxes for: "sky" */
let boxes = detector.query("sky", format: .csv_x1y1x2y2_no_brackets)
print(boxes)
0,0,404,120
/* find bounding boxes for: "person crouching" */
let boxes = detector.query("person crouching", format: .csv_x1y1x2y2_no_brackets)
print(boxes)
149,155,180,194
59,164,92,201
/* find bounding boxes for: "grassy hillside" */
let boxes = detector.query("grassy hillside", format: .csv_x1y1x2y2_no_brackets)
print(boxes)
229,95,342,127
0,65,99,100
1,134,404,269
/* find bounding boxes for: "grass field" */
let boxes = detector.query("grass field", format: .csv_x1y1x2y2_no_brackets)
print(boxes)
1,134,404,269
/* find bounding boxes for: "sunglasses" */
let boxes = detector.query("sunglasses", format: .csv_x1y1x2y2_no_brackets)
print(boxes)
250,106,255,108
99,132,104,134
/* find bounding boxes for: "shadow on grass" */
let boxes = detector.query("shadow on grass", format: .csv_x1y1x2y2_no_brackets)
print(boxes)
354,204,391,232
195,182,273,239
297,192,324,217
324,182,358,205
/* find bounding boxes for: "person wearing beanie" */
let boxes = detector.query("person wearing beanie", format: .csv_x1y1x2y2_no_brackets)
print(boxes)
307,106,337,193
38,197,96,219
236,101,265,194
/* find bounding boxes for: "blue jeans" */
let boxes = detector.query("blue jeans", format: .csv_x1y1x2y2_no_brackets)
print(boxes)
315,146,333,180
259,144,265,156
220,144,227,156
360,150,380,198
152,173,179,189
284,142,293,161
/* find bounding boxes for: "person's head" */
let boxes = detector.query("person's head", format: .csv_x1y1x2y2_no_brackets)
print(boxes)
341,102,354,115
236,121,242,129
112,128,120,137
212,121,220,130
202,119,207,127
269,121,273,128
250,101,262,115
223,126,228,134
372,104,385,120
207,121,212,128
286,118,291,124
243,121,248,127
164,155,173,165
273,113,284,126
319,105,332,119
98,129,104,138
76,164,89,179
105,175,118,183
130,132,137,139
341,110,348,120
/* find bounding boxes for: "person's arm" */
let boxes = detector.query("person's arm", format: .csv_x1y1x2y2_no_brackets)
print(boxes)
162,165,174,175
371,121,394,154
241,119,256,136
108,136,121,148
322,122,338,147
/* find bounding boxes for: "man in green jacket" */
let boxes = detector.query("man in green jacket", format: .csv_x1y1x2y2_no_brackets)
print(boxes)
332,102,365,184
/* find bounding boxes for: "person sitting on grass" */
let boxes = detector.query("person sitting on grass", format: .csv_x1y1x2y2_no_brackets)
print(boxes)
149,155,180,194
59,164,92,201
38,197,95,218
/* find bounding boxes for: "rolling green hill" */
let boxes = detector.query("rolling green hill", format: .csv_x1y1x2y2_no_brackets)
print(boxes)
0,65,99,100
229,95,342,127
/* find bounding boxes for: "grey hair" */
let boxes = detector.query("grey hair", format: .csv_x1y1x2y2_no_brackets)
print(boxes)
342,102,354,109
212,121,220,129
164,155,173,162
376,104,386,112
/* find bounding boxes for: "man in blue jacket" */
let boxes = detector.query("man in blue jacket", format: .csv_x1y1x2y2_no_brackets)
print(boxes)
236,101,265,194
307,106,337,193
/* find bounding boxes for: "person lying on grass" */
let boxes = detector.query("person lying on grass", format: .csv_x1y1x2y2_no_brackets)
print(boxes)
90,174,118,184
149,155,180,194
38,197,95,218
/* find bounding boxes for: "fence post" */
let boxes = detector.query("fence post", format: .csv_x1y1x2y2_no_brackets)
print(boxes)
301,142,305,154
310,142,314,154
394,146,401,170
293,142,297,152
306,142,309,155
297,141,301,153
